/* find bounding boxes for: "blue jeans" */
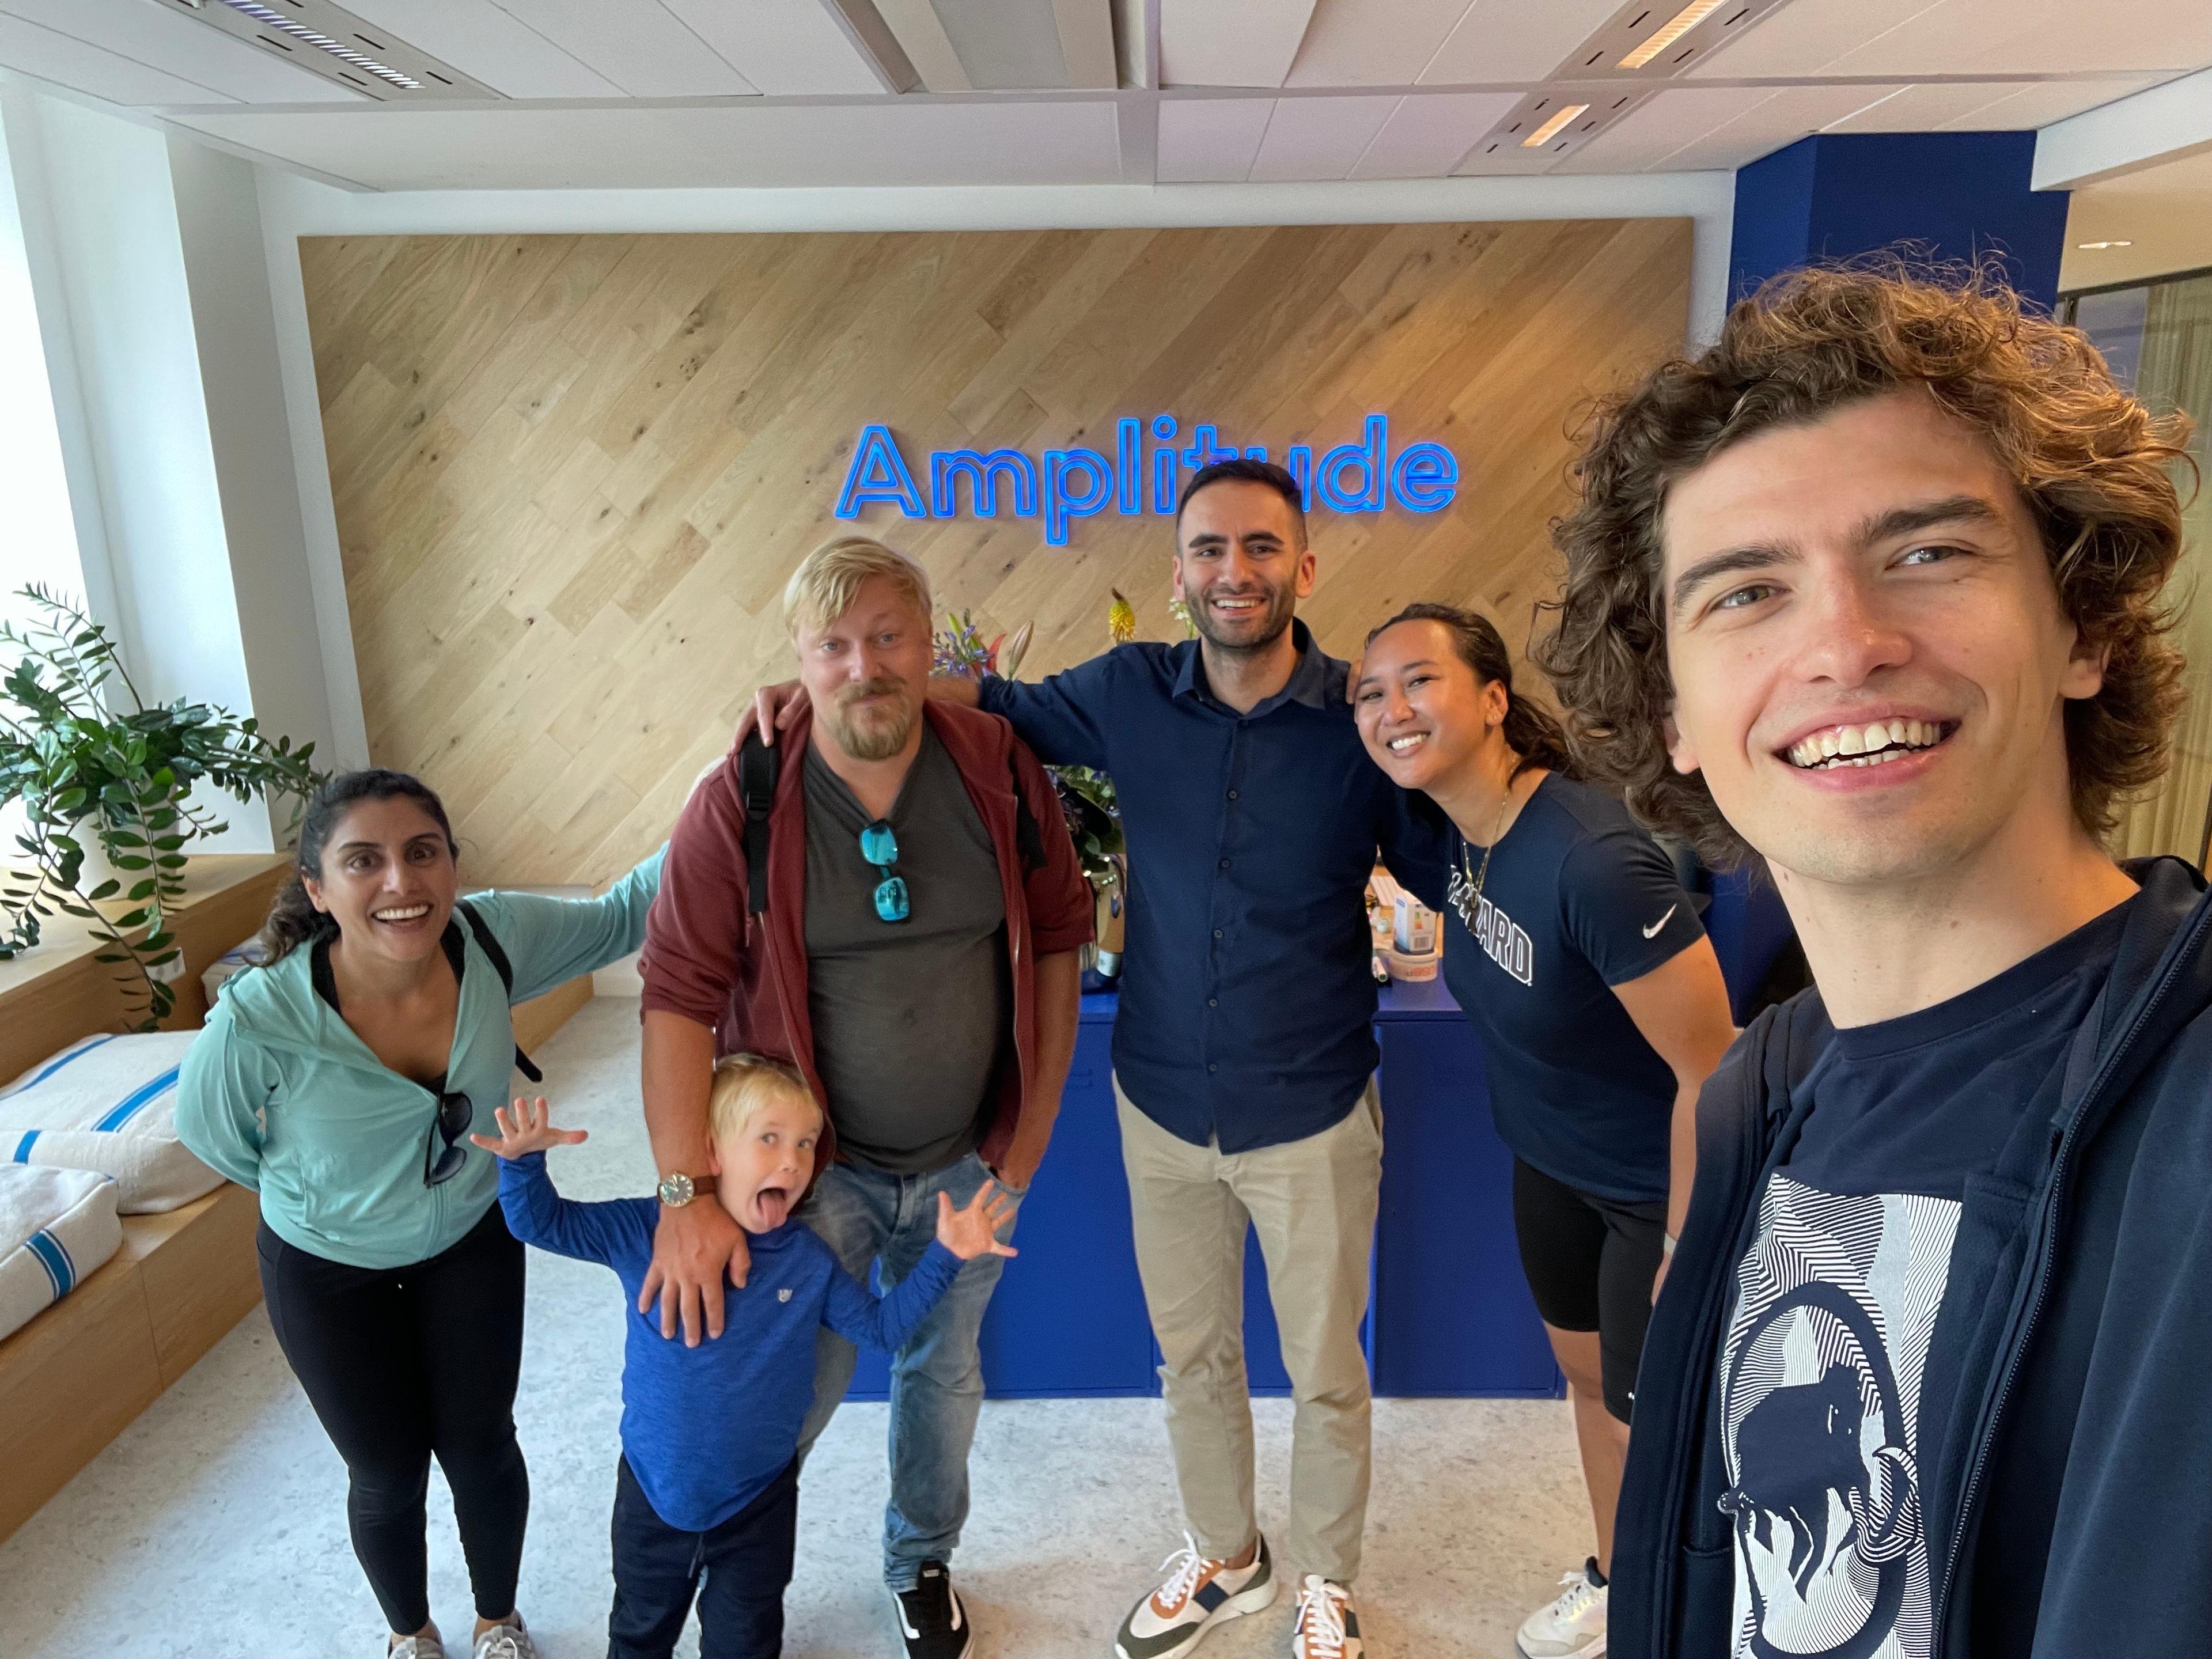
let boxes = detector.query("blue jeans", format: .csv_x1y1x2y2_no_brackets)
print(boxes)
795,1151,1020,1591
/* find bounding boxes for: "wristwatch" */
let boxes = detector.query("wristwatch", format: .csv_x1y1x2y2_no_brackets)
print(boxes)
656,1171,718,1207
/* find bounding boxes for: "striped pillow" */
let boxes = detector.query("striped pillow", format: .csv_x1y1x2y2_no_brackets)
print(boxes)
0,1033,219,1214
0,1165,122,1343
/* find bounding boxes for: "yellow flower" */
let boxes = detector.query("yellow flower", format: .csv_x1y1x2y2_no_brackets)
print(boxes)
1108,589,1136,645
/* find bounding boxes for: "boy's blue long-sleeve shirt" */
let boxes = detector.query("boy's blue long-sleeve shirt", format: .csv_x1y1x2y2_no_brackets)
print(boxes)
498,1152,961,1532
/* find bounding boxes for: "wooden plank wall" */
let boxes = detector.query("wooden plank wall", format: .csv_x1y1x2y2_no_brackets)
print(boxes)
302,220,1692,887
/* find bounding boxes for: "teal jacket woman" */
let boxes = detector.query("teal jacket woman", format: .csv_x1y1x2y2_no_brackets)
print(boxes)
175,768,662,1659
181,843,661,1271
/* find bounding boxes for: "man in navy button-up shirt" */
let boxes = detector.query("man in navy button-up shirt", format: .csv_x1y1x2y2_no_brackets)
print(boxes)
954,463,1442,1656
976,605,1437,1153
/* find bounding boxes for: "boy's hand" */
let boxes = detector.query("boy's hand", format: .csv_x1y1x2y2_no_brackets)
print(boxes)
470,1096,589,1161
934,1180,1020,1263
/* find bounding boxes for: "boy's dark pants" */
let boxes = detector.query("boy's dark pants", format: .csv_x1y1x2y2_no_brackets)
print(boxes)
608,1454,798,1659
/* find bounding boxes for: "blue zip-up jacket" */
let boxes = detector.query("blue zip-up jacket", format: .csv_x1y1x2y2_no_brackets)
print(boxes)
498,1152,960,1532
176,853,662,1270
1613,857,2212,1657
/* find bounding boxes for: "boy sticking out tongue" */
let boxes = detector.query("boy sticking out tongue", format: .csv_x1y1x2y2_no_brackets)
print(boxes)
475,1054,1016,1659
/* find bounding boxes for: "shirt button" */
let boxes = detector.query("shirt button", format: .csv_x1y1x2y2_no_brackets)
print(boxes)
1219,858,1230,869
1213,929,1223,939
1208,998,1218,1007
1209,1063,1219,1073
1227,790,1238,800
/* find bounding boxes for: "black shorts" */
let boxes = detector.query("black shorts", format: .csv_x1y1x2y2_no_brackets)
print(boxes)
1512,1157,1667,1424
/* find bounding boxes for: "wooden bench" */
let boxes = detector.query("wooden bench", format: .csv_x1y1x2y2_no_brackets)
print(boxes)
0,856,593,1543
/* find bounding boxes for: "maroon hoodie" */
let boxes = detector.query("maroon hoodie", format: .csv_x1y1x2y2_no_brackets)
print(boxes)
638,698,1093,1172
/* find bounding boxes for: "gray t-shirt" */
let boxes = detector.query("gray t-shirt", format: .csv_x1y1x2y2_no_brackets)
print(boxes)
802,728,1013,1175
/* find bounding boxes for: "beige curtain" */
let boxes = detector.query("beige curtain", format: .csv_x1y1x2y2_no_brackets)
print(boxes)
2113,272,2212,868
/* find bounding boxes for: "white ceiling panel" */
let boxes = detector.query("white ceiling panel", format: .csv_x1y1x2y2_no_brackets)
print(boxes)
340,0,624,97
1421,0,1622,84
1157,96,1275,180
1350,89,1517,176
171,99,1123,190
1689,0,1941,79
479,0,755,97
1,0,365,103
1285,0,1469,88
1159,0,1319,89
1551,85,1778,173
1247,93,1398,179
660,0,885,94
1566,81,1904,173
1821,81,2039,132
0,12,240,104
1823,0,2212,78
1934,77,2162,131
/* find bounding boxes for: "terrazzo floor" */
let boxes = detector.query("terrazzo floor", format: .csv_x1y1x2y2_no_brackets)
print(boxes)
0,1000,1592,1659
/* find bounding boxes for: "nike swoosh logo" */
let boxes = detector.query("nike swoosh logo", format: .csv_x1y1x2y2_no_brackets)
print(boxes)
1643,905,1677,939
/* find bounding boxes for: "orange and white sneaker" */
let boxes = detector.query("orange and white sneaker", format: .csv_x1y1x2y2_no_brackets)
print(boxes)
1293,1574,1364,1659
1113,1531,1277,1659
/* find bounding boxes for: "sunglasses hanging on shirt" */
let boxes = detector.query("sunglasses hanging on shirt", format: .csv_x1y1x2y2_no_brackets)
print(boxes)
424,1086,474,1187
859,819,910,923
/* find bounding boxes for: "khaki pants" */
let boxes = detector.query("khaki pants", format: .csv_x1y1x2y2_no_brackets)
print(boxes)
1116,1077,1382,1584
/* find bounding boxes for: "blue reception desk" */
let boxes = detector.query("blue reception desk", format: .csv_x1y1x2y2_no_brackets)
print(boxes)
845,979,1563,1402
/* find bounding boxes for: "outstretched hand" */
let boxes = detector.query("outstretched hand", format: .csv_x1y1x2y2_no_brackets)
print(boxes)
470,1096,588,1160
730,679,809,751
934,1180,1020,1263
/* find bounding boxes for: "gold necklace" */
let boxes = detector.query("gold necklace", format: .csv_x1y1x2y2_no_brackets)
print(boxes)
1456,780,1514,912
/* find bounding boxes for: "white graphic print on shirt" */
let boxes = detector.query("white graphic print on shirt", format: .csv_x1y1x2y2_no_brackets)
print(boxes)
1719,1176,1961,1659
1446,861,1534,986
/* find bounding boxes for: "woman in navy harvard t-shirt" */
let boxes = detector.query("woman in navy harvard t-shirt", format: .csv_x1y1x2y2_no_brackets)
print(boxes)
1354,604,1739,1659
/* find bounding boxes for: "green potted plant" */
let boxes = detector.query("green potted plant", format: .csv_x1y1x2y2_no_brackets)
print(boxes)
1,585,325,1027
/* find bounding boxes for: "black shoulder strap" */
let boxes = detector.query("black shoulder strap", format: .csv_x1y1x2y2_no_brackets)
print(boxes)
1007,749,1046,875
455,899,544,1084
740,733,779,915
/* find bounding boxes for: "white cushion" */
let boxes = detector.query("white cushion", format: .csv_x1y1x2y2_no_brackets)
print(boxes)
0,1033,221,1214
0,1165,122,1343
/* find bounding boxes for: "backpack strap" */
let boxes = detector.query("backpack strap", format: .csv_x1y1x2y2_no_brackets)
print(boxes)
455,899,544,1084
739,732,779,916
1007,749,1046,876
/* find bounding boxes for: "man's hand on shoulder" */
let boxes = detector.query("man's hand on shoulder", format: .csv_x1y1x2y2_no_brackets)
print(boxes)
731,679,808,751
640,1197,751,1346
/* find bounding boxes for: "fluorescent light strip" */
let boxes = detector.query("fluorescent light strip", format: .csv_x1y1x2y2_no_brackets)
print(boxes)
215,0,422,88
1522,103,1589,149
1618,0,1729,70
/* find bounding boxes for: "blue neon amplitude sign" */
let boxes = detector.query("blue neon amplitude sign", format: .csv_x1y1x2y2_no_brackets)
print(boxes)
833,414,1459,545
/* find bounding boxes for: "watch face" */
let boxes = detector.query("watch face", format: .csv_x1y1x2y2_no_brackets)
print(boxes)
658,1172,694,1206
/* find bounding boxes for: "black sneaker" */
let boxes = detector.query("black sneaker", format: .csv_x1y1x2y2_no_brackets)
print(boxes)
892,1560,975,1659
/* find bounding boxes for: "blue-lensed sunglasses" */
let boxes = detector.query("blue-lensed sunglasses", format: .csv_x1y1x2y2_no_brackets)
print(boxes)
859,819,910,923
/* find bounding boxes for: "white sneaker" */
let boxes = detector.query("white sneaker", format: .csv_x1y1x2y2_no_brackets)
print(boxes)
389,1635,445,1659
1516,1559,1607,1658
1292,1575,1363,1659
1113,1532,1278,1659
472,1616,538,1659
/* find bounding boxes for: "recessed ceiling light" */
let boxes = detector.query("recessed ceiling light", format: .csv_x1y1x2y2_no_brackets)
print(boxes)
1522,104,1590,149
211,0,419,88
1619,1,1731,70
2077,240,2135,249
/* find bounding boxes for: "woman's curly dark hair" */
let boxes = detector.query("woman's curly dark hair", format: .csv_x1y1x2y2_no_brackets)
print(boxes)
1532,260,2194,869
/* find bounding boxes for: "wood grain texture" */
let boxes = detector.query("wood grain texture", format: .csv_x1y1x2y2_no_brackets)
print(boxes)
302,221,1694,885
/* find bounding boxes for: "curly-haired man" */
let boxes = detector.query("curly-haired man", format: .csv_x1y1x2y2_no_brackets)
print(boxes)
1535,264,2210,1659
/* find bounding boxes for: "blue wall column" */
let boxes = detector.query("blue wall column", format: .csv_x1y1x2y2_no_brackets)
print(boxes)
1730,131,2071,311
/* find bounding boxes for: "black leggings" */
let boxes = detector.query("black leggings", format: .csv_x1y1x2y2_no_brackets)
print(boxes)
258,1203,529,1634
1512,1157,1667,1424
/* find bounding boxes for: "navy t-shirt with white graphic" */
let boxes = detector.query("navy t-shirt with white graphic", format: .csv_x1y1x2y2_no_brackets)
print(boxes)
1437,772,1706,1205
1717,898,2132,1659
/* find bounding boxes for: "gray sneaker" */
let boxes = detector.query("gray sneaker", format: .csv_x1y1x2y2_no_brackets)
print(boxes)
389,1635,445,1659
472,1617,539,1659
